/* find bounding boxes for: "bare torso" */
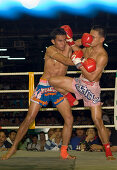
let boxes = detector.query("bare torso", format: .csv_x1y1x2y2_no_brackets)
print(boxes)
42,45,72,80
81,46,108,82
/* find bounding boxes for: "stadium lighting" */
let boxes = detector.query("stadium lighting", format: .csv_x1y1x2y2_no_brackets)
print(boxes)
0,56,10,58
0,49,7,51
104,43,108,47
18,0,40,9
7,57,26,60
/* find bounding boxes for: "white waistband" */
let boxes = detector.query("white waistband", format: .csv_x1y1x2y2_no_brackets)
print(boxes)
39,79,50,86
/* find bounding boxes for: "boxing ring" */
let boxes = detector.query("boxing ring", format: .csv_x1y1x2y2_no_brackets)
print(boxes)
0,70,117,129
0,70,117,170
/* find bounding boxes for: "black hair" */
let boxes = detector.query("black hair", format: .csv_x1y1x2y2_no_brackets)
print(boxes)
32,134,38,138
91,25,106,38
39,131,45,135
0,131,6,136
9,130,17,135
50,28,66,40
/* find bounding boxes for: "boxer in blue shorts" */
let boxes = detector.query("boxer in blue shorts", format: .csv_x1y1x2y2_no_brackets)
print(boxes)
31,78,64,107
2,27,77,160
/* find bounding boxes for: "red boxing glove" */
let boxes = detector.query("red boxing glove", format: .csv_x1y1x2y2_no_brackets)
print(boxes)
71,50,96,72
81,33,93,47
82,58,96,72
71,50,84,69
61,25,75,46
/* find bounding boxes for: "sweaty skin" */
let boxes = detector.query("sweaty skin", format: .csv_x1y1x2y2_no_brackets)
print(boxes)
1,34,76,160
80,29,108,82
49,29,116,160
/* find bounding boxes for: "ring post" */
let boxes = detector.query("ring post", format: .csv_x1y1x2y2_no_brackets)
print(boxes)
29,72,35,129
114,72,117,130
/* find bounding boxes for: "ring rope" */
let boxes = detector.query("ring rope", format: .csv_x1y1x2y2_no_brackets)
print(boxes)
0,106,114,112
0,125,115,130
0,90,29,93
0,70,116,129
0,70,116,76
0,88,115,94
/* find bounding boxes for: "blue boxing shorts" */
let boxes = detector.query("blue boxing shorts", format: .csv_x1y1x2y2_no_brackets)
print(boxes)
31,78,64,107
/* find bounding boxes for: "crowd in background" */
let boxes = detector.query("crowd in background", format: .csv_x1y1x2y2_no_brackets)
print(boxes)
0,127,117,153
0,72,116,154
0,72,115,127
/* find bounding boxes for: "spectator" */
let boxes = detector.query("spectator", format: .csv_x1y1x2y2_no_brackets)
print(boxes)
80,128,101,151
7,130,17,145
48,128,55,139
0,131,12,151
109,128,117,152
44,128,62,151
18,134,31,150
91,128,117,152
102,111,110,125
70,128,86,150
27,134,40,151
38,131,46,151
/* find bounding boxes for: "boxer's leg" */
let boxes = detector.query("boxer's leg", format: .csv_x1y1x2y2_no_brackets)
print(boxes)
1,102,41,160
56,99,76,159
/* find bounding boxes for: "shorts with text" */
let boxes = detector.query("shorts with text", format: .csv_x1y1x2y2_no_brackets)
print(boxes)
72,76,101,107
31,78,64,107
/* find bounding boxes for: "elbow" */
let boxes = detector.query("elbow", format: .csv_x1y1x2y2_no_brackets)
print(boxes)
86,75,96,82
88,77,95,82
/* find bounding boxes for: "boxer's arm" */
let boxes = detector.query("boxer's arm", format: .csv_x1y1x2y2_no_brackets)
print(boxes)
61,25,75,47
75,39,82,47
46,46,74,66
71,50,96,72
80,54,108,81
61,25,82,52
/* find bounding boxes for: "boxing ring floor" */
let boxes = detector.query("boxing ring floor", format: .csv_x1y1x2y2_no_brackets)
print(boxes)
0,151,117,170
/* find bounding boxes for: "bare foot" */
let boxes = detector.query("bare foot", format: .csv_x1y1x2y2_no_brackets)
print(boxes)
60,154,76,160
65,154,76,160
1,147,16,160
107,156,116,160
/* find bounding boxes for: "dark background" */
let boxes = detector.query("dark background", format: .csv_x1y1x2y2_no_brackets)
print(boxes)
0,11,117,73
0,9,116,128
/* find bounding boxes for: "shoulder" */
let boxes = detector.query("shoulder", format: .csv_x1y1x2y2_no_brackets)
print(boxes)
97,48,108,59
96,49,108,67
45,45,58,58
46,45,57,53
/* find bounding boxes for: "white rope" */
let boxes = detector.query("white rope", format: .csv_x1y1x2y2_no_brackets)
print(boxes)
0,90,29,93
0,125,115,130
0,72,29,76
0,70,116,76
0,109,28,112
0,88,115,94
0,106,114,112
0,70,116,129
101,88,115,91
